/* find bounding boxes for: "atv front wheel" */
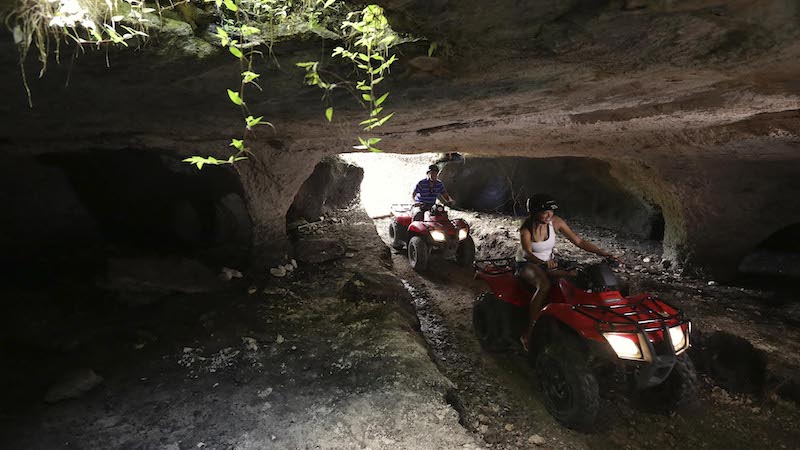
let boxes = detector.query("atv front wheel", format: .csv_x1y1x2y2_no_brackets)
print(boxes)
388,220,405,250
535,337,600,431
637,353,698,412
472,292,503,351
408,236,430,272
456,236,476,266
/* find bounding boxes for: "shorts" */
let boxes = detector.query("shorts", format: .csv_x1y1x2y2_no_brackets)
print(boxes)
516,258,577,274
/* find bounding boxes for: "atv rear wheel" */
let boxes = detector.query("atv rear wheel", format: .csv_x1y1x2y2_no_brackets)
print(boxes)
472,292,503,351
456,236,475,266
535,337,600,431
388,220,405,250
408,236,429,272
637,353,698,412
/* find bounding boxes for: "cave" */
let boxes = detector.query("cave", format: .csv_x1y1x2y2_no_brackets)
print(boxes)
0,150,251,287
739,222,800,280
1,0,799,448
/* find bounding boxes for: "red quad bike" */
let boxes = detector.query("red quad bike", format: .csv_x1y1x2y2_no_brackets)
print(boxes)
388,203,475,272
472,258,698,430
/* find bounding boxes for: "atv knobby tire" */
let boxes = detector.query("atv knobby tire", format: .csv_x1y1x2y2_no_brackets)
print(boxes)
637,353,698,412
456,236,476,267
408,236,429,272
535,337,600,431
388,220,405,250
472,292,503,351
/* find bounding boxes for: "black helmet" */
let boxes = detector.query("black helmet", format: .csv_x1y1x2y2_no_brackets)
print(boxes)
527,193,558,213
427,164,440,173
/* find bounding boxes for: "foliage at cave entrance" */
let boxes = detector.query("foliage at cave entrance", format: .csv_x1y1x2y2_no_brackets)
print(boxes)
2,0,400,166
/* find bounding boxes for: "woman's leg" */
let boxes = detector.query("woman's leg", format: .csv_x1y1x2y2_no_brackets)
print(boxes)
519,264,551,349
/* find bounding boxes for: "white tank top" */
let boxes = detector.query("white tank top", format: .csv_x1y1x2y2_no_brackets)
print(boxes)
516,222,556,262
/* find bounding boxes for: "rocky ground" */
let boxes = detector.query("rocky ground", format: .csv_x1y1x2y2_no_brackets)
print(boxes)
2,205,799,450
375,209,800,449
0,207,482,450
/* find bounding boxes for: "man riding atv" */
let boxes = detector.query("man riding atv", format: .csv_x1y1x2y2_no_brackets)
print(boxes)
411,164,455,219
517,194,620,350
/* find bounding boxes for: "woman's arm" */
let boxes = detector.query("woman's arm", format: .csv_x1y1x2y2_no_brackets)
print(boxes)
553,216,613,258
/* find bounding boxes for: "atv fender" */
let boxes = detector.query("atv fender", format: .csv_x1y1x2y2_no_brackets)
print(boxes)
407,222,429,235
535,303,607,344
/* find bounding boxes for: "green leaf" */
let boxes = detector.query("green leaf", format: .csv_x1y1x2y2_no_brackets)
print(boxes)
241,25,260,36
323,0,335,7
242,71,260,83
375,91,389,106
230,139,244,150
245,115,263,129
361,94,371,101
229,46,243,58
223,0,238,11
428,42,438,57
183,156,208,169
366,112,394,130
227,89,243,106
359,117,378,125
216,27,229,46
325,107,333,122
215,0,222,7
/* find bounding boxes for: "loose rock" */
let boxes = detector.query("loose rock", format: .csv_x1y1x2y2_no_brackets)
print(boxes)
44,368,104,403
528,434,546,446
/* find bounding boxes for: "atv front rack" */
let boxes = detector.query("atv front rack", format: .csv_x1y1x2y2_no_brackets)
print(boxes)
572,296,687,334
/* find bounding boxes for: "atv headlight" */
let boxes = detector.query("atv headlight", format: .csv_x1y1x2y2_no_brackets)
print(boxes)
430,230,446,242
669,325,688,353
458,228,468,240
604,333,642,360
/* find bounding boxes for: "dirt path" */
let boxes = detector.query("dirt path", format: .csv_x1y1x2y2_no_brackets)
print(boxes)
375,215,800,450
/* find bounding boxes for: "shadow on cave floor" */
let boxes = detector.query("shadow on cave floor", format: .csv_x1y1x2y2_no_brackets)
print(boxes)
0,206,480,449
373,210,800,449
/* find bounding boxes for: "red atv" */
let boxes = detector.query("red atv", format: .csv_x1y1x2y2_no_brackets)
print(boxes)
388,203,475,271
472,258,697,430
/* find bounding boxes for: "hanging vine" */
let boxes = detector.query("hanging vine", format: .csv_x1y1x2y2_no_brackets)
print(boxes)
2,0,402,166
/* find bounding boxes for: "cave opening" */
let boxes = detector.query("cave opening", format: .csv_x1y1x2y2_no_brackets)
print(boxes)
340,153,666,247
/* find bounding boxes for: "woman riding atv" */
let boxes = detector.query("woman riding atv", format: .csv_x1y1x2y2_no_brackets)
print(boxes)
517,194,620,350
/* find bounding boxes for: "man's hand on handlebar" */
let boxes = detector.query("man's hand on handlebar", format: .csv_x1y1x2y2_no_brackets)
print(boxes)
545,259,558,270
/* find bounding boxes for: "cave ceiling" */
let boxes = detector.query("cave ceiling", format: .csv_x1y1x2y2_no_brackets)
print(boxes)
0,0,796,162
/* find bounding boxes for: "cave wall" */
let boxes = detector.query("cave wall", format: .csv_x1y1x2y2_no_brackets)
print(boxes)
0,150,252,284
440,157,664,239
0,0,796,281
